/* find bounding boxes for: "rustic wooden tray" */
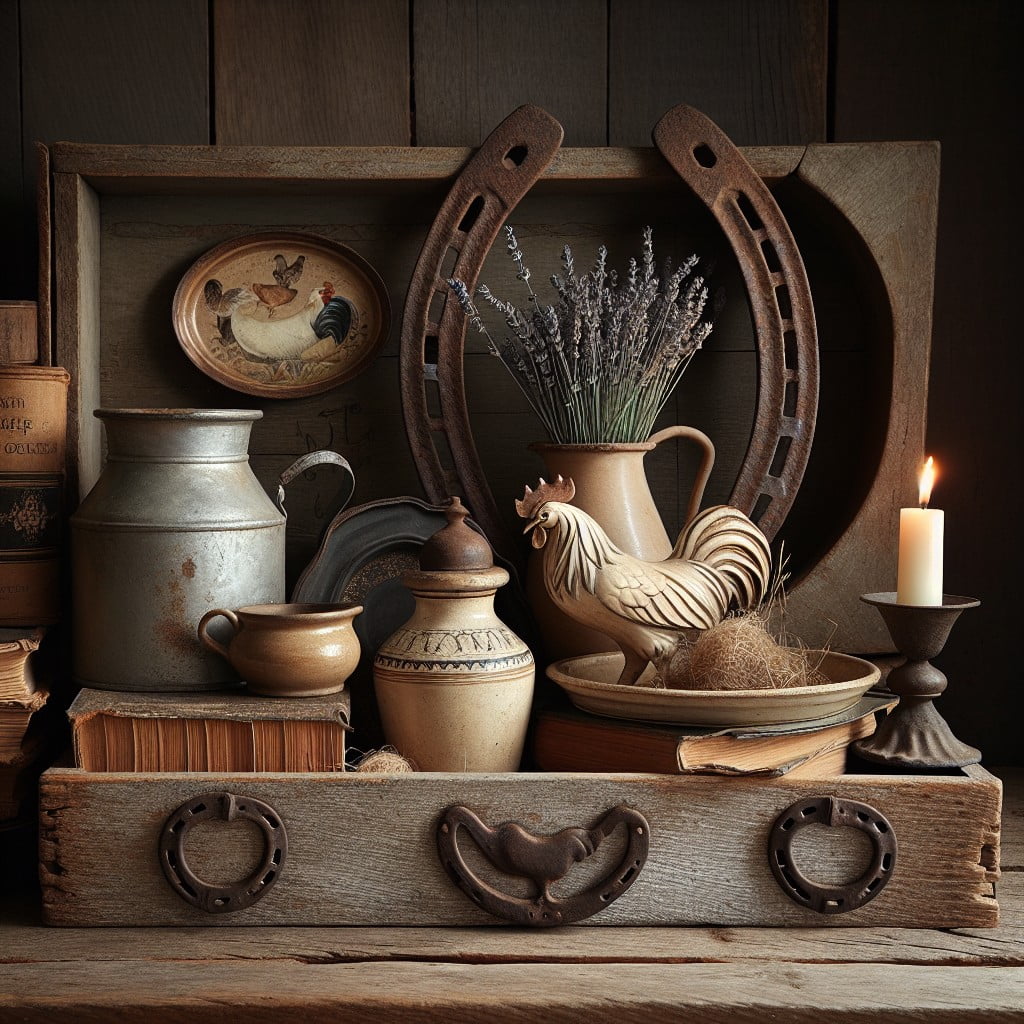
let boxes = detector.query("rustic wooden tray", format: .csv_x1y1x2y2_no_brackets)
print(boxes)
39,764,999,928
47,140,938,654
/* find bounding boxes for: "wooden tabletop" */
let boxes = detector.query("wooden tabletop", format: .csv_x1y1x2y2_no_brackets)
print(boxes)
2,769,1023,1023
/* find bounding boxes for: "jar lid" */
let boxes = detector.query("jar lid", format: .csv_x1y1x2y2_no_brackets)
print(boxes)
419,497,493,571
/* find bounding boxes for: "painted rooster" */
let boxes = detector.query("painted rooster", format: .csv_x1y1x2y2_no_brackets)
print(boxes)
517,476,771,686
203,281,353,361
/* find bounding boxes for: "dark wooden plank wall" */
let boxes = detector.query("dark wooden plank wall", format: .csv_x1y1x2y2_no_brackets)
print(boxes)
0,0,1019,761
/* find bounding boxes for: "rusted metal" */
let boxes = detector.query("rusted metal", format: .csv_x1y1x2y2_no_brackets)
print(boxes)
158,791,287,914
400,103,817,567
652,104,819,540
768,796,897,914
399,105,563,565
437,803,649,926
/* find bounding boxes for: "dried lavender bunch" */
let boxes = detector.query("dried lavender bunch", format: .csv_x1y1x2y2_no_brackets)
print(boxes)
449,226,715,444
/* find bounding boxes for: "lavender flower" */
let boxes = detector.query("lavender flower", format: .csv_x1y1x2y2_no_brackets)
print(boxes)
448,227,717,444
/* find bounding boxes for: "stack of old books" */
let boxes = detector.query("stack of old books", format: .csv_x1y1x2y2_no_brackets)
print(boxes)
533,693,895,777
0,628,51,819
67,688,351,773
0,312,72,822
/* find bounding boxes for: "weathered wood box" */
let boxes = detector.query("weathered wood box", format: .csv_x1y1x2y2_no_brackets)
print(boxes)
39,765,1000,927
41,141,971,930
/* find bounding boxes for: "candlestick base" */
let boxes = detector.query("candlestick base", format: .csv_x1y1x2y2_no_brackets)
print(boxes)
853,592,981,769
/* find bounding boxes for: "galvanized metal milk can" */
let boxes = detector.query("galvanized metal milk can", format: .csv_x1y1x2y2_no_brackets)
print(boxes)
71,408,351,691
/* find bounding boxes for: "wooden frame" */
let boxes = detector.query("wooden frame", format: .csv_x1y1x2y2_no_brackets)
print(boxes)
48,141,936,651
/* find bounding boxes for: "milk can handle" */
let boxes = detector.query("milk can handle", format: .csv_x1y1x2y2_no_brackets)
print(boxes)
275,451,355,517
197,608,240,662
646,426,716,528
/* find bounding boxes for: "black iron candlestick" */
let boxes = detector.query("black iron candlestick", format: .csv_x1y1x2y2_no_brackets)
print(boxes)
853,592,981,768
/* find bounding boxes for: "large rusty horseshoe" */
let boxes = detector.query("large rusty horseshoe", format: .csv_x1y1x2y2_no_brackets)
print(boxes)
653,104,819,540
400,104,564,563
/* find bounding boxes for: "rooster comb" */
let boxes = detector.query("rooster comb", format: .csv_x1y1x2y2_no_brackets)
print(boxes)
515,476,576,519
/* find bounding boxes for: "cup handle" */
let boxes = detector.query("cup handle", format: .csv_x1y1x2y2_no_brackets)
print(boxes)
647,426,716,528
197,608,240,662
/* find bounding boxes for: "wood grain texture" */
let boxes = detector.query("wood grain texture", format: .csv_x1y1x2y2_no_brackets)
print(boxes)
0,0,28,300
608,0,827,146
782,142,939,652
39,768,999,927
3,960,1024,1023
213,0,409,145
833,0,1024,766
20,0,209,149
413,0,607,146
3,767,1021,1023
0,302,37,363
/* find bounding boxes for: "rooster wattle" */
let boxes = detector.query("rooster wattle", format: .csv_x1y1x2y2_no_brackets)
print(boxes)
517,476,771,686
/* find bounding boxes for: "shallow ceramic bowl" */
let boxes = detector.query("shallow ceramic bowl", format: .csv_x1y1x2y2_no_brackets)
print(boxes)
546,650,881,727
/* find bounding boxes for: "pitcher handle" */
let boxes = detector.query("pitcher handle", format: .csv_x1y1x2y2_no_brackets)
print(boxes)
647,426,716,528
275,450,355,518
198,608,240,662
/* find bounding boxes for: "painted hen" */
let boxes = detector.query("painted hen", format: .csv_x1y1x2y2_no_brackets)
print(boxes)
517,476,771,686
204,281,353,360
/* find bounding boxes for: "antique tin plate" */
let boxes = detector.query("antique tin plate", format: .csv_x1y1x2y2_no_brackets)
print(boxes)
172,231,390,399
546,650,881,726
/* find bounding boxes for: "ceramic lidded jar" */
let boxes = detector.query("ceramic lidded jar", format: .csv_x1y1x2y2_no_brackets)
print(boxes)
372,498,534,771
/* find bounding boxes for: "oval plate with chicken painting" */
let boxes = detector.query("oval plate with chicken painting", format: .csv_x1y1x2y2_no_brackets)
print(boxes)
173,232,390,399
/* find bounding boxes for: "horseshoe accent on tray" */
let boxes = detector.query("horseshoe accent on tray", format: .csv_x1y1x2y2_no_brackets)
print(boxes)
437,803,650,926
400,102,819,563
158,791,288,914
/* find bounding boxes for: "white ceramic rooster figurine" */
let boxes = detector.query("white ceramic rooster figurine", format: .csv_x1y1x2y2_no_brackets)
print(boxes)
517,476,771,686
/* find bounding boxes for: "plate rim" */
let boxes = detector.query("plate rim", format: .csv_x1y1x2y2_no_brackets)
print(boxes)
172,230,391,399
546,650,882,726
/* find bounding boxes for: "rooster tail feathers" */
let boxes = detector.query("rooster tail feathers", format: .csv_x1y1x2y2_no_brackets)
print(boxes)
671,505,771,609
313,296,354,345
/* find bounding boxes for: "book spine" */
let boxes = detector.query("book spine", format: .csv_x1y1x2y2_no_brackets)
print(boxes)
0,368,68,626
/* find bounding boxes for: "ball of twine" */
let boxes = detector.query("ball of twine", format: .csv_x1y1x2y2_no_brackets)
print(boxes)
667,612,828,691
354,747,416,773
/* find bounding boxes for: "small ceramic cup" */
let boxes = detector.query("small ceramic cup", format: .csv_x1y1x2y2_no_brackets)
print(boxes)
198,602,363,697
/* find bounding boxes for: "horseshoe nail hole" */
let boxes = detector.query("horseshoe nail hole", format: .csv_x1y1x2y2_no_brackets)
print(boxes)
867,877,882,892
440,246,460,283
875,820,890,834
213,897,227,907
735,192,763,230
775,284,793,320
882,853,893,871
261,870,276,885
459,195,485,233
170,820,185,834
503,144,529,168
620,865,637,885
693,143,717,168
428,288,446,327
801,805,819,817
825,898,843,909
424,334,440,369
784,380,798,417
790,823,875,887
601,891,612,902
183,817,265,886
191,803,207,815
752,494,772,524
780,817,795,832
761,239,782,273
857,811,869,822
165,850,178,868
769,436,792,478
784,329,798,369
272,848,282,865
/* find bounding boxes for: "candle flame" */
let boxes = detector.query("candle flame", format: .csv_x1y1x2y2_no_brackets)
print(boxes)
919,456,937,508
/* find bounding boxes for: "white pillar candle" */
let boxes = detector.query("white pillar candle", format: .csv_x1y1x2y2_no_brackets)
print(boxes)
896,457,944,605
